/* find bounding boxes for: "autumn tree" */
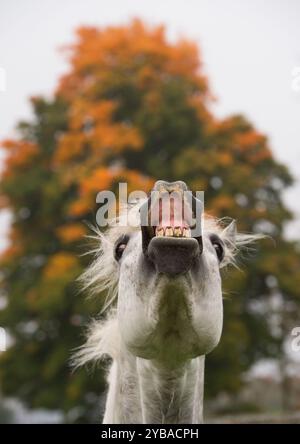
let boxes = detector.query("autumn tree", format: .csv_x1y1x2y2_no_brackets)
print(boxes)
0,20,299,421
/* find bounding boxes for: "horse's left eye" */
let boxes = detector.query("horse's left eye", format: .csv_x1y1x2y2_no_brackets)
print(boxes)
211,238,225,262
115,243,126,261
114,235,129,261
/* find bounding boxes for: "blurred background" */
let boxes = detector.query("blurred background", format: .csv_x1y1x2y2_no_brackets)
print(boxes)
0,0,300,423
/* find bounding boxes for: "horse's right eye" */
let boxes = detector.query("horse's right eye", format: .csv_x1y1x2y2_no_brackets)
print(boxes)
209,234,225,263
114,235,129,261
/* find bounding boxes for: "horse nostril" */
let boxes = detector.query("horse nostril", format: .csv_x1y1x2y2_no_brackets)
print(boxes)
148,237,200,276
152,180,188,193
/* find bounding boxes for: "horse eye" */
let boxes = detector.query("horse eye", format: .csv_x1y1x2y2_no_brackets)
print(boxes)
114,235,129,261
210,237,225,262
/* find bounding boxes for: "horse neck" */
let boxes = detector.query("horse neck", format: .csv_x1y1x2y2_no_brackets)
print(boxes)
103,346,205,424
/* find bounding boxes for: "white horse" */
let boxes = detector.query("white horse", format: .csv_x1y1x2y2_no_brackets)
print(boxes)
75,180,260,424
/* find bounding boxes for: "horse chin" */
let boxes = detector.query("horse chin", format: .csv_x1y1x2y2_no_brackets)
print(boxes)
120,280,222,364
125,280,216,364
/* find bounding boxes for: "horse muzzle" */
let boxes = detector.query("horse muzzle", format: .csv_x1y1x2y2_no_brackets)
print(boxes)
148,236,200,276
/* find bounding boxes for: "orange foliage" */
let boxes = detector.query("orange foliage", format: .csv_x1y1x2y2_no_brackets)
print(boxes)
1,139,39,176
57,20,209,99
43,252,79,280
78,167,115,201
54,99,143,166
218,152,233,167
67,200,93,218
1,244,23,261
209,195,236,215
56,223,87,244
68,167,153,218
53,19,211,177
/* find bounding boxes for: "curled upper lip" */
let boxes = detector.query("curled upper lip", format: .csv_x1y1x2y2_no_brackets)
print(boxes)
140,189,203,255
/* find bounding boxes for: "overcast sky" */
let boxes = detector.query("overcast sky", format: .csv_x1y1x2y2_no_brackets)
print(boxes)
0,0,299,249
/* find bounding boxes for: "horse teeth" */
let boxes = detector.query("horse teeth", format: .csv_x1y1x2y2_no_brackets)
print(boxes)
165,227,173,237
156,227,164,237
156,227,188,238
183,228,191,238
174,227,182,237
